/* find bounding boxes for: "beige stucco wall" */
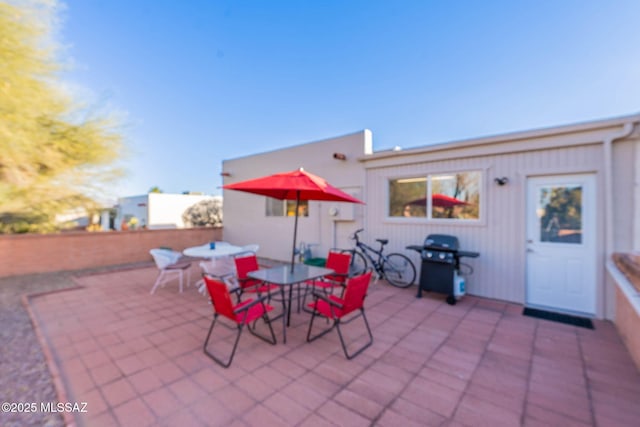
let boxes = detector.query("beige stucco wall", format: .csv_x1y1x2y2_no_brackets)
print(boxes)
222,131,371,262
616,286,640,371
607,260,640,371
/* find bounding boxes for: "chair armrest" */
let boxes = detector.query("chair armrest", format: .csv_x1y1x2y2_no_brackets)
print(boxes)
233,294,270,314
237,277,263,285
324,272,349,282
203,272,234,280
202,273,242,294
311,291,343,308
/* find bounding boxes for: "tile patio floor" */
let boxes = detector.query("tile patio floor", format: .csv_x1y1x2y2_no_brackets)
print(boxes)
26,266,640,427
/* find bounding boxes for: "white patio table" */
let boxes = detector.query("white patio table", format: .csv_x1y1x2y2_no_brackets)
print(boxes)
183,242,245,259
183,242,247,293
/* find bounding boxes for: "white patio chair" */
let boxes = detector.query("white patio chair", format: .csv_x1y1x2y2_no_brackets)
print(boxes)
149,249,192,294
196,257,238,294
241,244,260,253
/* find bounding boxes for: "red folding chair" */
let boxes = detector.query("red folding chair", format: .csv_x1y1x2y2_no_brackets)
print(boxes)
306,271,374,359
311,250,351,291
302,250,351,311
233,252,278,300
203,275,276,368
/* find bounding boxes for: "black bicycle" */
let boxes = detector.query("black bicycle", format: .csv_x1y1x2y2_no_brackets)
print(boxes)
346,228,416,288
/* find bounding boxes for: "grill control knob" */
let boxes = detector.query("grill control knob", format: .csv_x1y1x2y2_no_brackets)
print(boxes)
439,253,445,260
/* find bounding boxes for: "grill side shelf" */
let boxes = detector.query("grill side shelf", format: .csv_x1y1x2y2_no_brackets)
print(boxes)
457,250,480,258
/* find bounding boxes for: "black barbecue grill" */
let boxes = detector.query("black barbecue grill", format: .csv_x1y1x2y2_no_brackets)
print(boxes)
407,234,479,305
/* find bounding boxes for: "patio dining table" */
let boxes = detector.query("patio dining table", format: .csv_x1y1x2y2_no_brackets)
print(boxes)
248,264,334,344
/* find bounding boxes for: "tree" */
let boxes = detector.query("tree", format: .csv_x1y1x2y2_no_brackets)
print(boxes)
0,0,125,233
182,199,223,228
148,186,163,193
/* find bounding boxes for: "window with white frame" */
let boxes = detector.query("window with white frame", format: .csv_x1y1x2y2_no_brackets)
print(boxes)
389,171,481,220
265,198,309,217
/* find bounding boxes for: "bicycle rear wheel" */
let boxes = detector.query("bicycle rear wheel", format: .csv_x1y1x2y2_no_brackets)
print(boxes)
382,253,416,288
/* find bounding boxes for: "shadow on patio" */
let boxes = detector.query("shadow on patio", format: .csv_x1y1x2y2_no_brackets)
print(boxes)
25,266,640,426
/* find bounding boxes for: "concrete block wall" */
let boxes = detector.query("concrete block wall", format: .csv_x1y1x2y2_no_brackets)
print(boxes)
0,228,222,278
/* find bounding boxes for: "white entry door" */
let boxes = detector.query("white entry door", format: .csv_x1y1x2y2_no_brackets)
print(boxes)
526,174,597,315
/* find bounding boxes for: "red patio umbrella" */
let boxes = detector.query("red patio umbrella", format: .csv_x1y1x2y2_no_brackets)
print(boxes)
223,168,364,271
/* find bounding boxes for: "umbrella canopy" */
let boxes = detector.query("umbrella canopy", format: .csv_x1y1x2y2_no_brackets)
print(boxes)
223,168,364,270
224,168,364,203
408,193,470,209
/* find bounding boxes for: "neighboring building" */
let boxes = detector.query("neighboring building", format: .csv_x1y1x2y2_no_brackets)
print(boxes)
222,114,640,320
55,206,116,231
54,207,93,230
115,193,221,230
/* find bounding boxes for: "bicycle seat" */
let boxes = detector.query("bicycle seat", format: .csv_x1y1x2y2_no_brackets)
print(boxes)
376,239,389,245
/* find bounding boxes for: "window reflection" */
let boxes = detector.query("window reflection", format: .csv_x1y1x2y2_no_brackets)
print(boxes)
389,171,480,220
388,178,427,217
431,172,480,219
265,199,309,217
538,185,582,244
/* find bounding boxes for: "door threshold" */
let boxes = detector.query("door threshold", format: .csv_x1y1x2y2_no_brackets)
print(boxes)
523,307,594,329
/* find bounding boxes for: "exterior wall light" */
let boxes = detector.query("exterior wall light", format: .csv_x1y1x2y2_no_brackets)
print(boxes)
494,177,509,186
333,153,347,160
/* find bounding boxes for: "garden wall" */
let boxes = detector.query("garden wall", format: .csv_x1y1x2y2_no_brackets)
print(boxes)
0,228,222,278
607,255,640,371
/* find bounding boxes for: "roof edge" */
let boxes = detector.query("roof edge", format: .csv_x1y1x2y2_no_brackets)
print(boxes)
222,129,372,164
361,112,640,162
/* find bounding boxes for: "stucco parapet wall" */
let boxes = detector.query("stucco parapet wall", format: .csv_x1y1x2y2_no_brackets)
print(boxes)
607,258,640,317
359,113,640,164
611,254,640,297
607,257,640,371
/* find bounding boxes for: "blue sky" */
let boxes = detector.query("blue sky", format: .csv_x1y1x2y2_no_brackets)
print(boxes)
58,0,640,198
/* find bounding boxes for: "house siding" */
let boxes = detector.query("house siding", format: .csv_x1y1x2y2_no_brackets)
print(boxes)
364,143,607,308
222,115,640,319
612,139,637,253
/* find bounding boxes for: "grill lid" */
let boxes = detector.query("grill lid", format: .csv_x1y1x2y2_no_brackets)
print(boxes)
424,234,459,251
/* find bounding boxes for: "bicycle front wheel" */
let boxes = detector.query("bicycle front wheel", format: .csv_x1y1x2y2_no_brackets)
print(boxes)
382,253,416,288
348,250,368,276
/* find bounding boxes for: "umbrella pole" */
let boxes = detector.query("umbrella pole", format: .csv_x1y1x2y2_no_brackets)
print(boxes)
290,192,300,273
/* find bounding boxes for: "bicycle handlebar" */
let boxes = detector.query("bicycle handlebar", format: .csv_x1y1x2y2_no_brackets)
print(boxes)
350,228,364,241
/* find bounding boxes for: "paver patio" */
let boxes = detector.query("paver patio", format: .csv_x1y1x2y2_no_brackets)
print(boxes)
25,266,640,426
